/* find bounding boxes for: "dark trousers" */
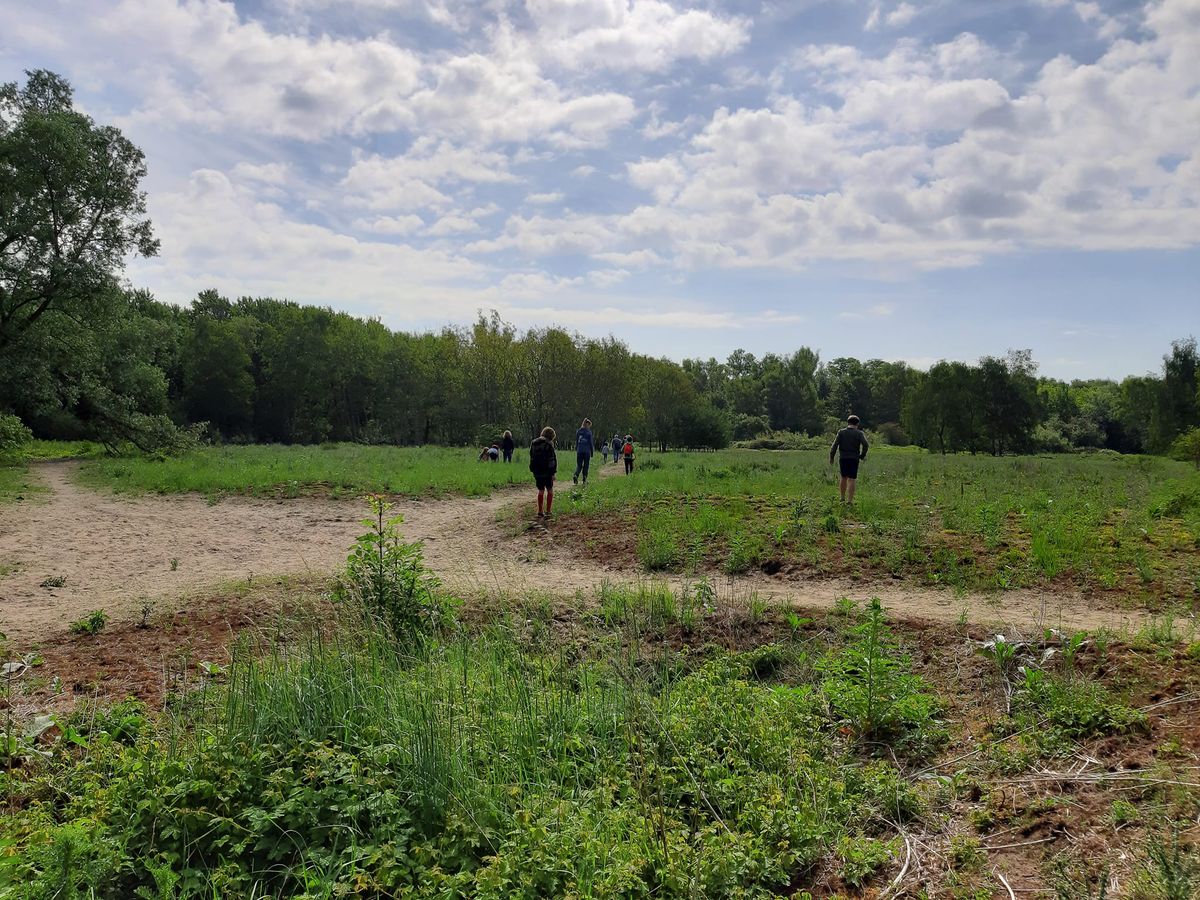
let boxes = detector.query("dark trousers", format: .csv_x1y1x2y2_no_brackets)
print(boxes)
574,452,591,483
503,449,513,462
624,457,633,474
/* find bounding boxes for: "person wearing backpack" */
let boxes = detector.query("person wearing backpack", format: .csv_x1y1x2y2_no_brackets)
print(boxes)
611,434,622,465
622,435,635,475
529,426,558,518
573,417,595,485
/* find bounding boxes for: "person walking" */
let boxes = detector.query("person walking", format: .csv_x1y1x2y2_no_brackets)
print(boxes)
501,430,515,463
622,434,635,475
611,434,622,465
601,439,609,464
829,415,868,503
573,418,595,485
529,426,558,519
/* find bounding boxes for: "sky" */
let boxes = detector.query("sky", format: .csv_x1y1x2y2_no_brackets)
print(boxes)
2,0,1197,380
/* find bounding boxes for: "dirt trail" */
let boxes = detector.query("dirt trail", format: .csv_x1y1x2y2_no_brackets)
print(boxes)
0,461,1166,644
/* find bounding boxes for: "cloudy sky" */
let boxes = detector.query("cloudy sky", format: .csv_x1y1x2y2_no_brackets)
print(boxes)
3,0,1197,378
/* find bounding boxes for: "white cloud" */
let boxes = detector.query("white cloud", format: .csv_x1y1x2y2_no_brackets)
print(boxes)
526,191,564,204
231,162,290,185
129,168,486,320
426,214,483,236
340,139,515,212
526,0,749,72
91,0,422,139
865,1,921,31
1035,0,1125,40
509,2,1200,271
352,214,425,235
406,31,637,147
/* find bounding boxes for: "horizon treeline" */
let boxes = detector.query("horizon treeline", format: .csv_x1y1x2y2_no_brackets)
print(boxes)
5,284,1196,456
4,70,1196,461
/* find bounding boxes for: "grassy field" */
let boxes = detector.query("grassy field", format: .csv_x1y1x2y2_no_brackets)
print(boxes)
3,554,1198,896
559,448,1200,605
79,443,530,498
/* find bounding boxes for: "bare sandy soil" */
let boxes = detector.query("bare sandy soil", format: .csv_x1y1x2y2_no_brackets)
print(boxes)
0,460,1161,644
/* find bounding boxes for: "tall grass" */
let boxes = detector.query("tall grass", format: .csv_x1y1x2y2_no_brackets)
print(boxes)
56,606,937,897
79,444,530,498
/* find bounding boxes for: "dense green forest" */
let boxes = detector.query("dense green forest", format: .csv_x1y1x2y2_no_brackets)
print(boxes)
2,70,1198,457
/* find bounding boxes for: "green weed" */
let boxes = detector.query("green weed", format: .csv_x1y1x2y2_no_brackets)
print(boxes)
68,610,108,636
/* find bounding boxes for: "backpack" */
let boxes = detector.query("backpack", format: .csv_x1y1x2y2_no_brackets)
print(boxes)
623,442,633,457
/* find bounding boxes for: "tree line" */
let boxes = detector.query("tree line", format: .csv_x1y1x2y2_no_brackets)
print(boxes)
2,70,1197,458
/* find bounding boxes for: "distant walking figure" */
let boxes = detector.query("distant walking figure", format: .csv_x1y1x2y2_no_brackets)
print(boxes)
601,440,609,463
529,426,558,519
611,434,622,465
573,418,595,485
501,430,515,463
622,435,635,475
829,415,868,503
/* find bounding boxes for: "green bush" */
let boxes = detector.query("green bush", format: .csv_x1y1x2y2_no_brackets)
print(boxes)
334,495,457,646
0,413,33,458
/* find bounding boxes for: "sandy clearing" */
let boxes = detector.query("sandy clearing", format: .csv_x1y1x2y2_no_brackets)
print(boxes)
0,460,1169,644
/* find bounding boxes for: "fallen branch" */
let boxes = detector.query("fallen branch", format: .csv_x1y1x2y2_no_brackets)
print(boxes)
878,832,912,899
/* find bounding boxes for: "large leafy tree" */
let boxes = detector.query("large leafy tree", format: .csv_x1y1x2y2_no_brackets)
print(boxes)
0,70,158,352
0,71,180,449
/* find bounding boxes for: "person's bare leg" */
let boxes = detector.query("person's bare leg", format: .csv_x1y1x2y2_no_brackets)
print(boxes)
545,488,554,516
537,489,544,516
847,478,857,503
839,476,848,502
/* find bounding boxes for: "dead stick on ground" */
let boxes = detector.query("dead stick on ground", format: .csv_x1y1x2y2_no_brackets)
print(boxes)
996,871,1016,900
879,832,912,899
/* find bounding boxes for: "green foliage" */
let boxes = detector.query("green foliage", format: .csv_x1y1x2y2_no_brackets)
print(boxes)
1131,831,1200,900
818,599,945,758
0,413,32,457
1011,667,1145,740
1170,427,1200,468
0,73,188,454
68,609,108,636
3,625,943,897
335,495,456,646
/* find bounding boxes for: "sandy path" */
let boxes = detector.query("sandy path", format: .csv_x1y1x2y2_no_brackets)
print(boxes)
0,461,1167,644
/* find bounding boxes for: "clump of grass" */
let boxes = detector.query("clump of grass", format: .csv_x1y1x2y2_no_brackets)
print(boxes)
68,609,108,636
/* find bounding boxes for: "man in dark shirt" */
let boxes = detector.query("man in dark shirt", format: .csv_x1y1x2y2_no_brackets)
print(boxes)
829,415,868,503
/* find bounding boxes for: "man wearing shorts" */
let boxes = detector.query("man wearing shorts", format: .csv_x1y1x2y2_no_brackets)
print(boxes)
829,415,868,503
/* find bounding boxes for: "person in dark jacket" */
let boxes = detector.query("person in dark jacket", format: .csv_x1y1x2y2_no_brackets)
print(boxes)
622,435,635,475
573,418,595,485
611,434,622,464
529,426,558,518
829,415,869,503
501,430,515,463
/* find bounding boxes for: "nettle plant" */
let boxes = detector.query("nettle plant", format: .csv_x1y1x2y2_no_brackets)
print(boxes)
336,494,457,646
